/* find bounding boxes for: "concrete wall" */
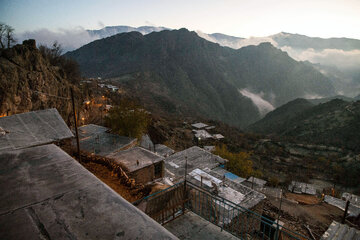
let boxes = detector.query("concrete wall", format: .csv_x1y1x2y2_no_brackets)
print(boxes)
130,161,164,184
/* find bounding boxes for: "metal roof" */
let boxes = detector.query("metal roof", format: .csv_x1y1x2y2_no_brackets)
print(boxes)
288,181,316,195
0,144,177,240
320,221,360,240
0,108,73,151
324,195,360,217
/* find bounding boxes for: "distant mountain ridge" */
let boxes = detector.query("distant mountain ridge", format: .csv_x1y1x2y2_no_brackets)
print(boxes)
87,25,169,39
65,29,334,128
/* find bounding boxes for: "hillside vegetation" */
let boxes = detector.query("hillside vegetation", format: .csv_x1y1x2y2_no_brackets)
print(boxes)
248,98,360,152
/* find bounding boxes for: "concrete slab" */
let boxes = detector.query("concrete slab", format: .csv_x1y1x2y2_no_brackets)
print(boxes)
107,146,164,172
164,211,239,240
0,144,178,240
155,144,175,157
165,146,226,183
0,108,73,151
77,124,136,156
192,123,208,129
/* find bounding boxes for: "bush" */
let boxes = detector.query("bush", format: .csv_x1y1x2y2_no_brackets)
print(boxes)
105,99,150,139
214,144,260,178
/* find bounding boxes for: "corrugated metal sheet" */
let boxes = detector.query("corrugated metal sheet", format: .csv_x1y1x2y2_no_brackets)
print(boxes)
321,221,360,240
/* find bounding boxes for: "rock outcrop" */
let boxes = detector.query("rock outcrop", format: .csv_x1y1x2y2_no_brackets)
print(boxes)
0,40,80,122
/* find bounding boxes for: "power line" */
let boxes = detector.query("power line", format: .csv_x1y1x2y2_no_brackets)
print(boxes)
32,90,71,100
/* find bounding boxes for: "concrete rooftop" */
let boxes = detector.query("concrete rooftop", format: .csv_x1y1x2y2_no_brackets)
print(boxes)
77,124,136,156
0,144,177,240
155,144,175,157
164,146,227,182
164,211,238,240
108,146,164,172
191,123,208,129
204,168,266,210
0,108,73,151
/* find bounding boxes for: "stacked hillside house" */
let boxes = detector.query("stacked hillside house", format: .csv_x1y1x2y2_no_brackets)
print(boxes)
0,109,177,239
107,147,164,184
191,122,225,141
75,124,166,184
164,146,265,212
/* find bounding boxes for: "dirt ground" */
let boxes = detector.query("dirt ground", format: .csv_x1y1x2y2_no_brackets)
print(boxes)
285,193,320,205
264,196,344,239
80,161,145,202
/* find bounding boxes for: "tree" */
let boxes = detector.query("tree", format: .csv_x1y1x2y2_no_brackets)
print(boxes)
5,25,15,48
105,100,150,139
0,23,16,49
39,42,81,83
214,144,259,178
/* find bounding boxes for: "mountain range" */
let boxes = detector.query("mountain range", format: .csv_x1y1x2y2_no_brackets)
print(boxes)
65,28,334,128
85,26,360,97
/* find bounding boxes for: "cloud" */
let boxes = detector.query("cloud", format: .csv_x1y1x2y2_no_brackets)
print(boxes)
280,46,360,72
196,31,277,49
303,93,324,99
16,27,99,53
239,89,275,115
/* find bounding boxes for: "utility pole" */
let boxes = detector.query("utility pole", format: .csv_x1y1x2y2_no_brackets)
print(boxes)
342,200,350,224
71,88,81,162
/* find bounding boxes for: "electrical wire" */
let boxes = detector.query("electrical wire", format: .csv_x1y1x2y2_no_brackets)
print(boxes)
32,90,71,100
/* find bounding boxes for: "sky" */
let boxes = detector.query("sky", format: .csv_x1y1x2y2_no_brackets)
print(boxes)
1,0,360,39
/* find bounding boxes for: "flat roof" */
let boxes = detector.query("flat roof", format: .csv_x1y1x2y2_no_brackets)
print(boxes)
164,146,227,182
213,134,224,139
0,144,177,240
164,211,238,240
191,123,208,129
205,169,266,210
77,124,136,156
155,144,175,157
209,166,246,183
0,108,73,151
107,147,164,172
193,129,213,139
247,176,267,187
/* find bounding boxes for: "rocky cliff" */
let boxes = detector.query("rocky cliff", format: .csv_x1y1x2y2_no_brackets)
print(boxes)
0,40,80,122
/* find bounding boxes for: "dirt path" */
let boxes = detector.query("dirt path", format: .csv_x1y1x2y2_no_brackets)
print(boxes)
81,161,144,202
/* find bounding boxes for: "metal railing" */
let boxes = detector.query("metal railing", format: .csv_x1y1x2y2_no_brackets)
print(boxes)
133,181,309,240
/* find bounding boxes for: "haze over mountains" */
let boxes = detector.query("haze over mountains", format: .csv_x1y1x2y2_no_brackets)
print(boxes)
65,28,335,127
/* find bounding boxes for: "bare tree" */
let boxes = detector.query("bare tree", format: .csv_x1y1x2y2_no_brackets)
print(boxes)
5,25,16,48
0,23,16,49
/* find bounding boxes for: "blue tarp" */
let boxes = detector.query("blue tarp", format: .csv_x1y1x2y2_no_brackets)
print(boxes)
224,172,239,180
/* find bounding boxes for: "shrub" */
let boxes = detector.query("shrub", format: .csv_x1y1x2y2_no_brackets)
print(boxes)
105,99,150,139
